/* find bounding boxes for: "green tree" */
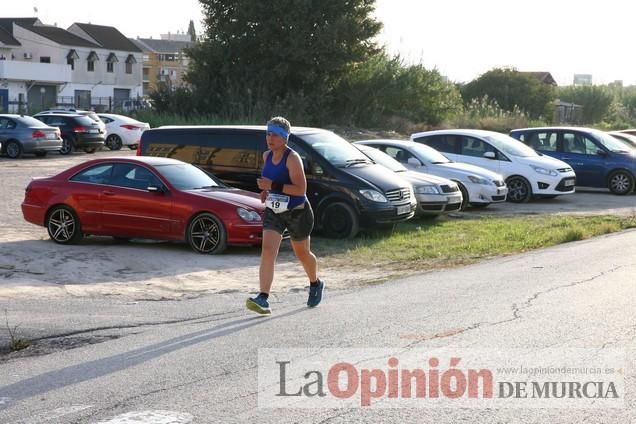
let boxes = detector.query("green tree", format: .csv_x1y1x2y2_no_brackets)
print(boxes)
557,85,613,124
186,0,382,123
333,53,462,127
460,68,556,120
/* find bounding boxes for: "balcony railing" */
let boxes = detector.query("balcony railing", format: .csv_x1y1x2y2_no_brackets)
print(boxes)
0,60,71,83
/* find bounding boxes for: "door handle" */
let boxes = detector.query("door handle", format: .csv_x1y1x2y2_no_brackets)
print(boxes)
103,190,116,196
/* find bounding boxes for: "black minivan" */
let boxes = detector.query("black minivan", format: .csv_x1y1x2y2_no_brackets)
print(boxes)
138,126,416,238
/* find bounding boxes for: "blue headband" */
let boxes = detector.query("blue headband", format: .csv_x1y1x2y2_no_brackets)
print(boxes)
267,124,289,140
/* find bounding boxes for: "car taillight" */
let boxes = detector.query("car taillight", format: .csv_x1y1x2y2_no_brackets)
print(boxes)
121,124,140,130
73,126,87,133
32,130,46,138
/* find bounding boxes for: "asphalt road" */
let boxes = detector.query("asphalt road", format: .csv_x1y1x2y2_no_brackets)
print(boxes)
0,229,634,423
1,149,635,423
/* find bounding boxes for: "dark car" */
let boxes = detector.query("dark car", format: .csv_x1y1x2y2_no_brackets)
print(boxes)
510,127,636,195
0,114,62,158
34,113,105,154
21,157,264,254
138,126,417,238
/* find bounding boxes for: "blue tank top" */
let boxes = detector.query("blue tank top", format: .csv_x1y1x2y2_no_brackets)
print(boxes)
262,148,307,210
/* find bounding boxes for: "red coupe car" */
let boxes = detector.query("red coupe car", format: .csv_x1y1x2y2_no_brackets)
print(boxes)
21,157,264,254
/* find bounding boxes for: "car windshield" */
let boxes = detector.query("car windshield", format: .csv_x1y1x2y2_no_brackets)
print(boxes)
301,131,372,167
595,131,633,153
154,164,222,190
483,132,540,157
408,143,452,163
358,146,406,172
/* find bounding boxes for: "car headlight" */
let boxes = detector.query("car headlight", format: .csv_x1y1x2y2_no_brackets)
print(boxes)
237,208,262,222
414,185,440,194
359,189,388,202
467,175,490,185
530,165,558,177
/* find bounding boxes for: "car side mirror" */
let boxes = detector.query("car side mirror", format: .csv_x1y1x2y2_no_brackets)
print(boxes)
147,185,165,193
407,157,423,167
483,151,496,159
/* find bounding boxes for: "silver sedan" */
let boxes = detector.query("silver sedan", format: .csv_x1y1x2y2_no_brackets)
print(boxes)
0,114,62,158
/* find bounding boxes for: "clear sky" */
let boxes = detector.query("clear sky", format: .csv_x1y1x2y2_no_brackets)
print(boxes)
2,0,634,86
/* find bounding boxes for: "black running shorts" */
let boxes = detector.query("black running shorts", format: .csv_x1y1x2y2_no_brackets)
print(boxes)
263,202,314,241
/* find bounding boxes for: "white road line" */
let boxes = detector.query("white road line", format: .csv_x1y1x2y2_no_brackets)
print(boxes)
94,410,193,424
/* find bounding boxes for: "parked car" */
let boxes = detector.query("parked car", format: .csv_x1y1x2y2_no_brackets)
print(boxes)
355,144,463,216
411,129,576,203
355,139,507,210
35,108,107,135
34,113,105,154
21,157,264,254
98,113,150,150
0,114,62,158
608,131,636,149
510,127,636,195
139,126,417,238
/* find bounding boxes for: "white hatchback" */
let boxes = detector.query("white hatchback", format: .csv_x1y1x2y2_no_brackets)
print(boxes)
410,129,576,203
98,113,150,150
355,139,508,209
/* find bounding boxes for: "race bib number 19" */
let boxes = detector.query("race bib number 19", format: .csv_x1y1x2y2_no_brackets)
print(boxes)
266,193,290,214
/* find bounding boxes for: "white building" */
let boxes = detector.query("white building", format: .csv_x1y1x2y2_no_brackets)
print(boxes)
0,18,142,113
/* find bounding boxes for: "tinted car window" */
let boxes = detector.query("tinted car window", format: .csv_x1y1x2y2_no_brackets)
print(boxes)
47,116,69,127
416,135,459,154
195,133,258,169
460,136,491,157
562,133,599,155
110,164,163,189
99,116,114,124
70,164,114,184
300,131,370,167
523,131,558,152
72,115,97,127
0,118,16,129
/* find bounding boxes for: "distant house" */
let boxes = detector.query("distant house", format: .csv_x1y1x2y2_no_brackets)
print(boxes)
521,71,557,86
0,18,142,113
131,35,192,95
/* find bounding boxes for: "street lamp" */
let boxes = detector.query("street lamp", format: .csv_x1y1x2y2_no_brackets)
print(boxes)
39,87,46,111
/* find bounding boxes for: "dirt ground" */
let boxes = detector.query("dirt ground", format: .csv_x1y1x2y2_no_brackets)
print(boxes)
1,149,634,301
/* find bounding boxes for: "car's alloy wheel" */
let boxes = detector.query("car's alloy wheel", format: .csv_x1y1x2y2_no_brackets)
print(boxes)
59,137,74,155
506,176,532,203
106,134,123,150
47,206,83,244
608,171,635,195
320,201,359,239
187,213,227,254
5,141,22,159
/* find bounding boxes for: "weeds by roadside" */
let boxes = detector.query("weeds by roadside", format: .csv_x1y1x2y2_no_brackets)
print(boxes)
4,310,30,352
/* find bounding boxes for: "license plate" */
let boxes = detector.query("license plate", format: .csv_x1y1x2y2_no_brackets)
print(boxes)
46,133,57,139
564,179,575,187
89,129,99,134
397,204,411,215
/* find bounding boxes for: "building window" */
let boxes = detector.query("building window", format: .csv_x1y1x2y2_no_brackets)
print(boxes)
87,51,99,73
40,56,51,63
125,54,137,74
67,58,75,70
106,52,118,73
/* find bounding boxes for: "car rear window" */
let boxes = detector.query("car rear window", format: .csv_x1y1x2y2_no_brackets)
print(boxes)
72,115,98,126
20,116,50,127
